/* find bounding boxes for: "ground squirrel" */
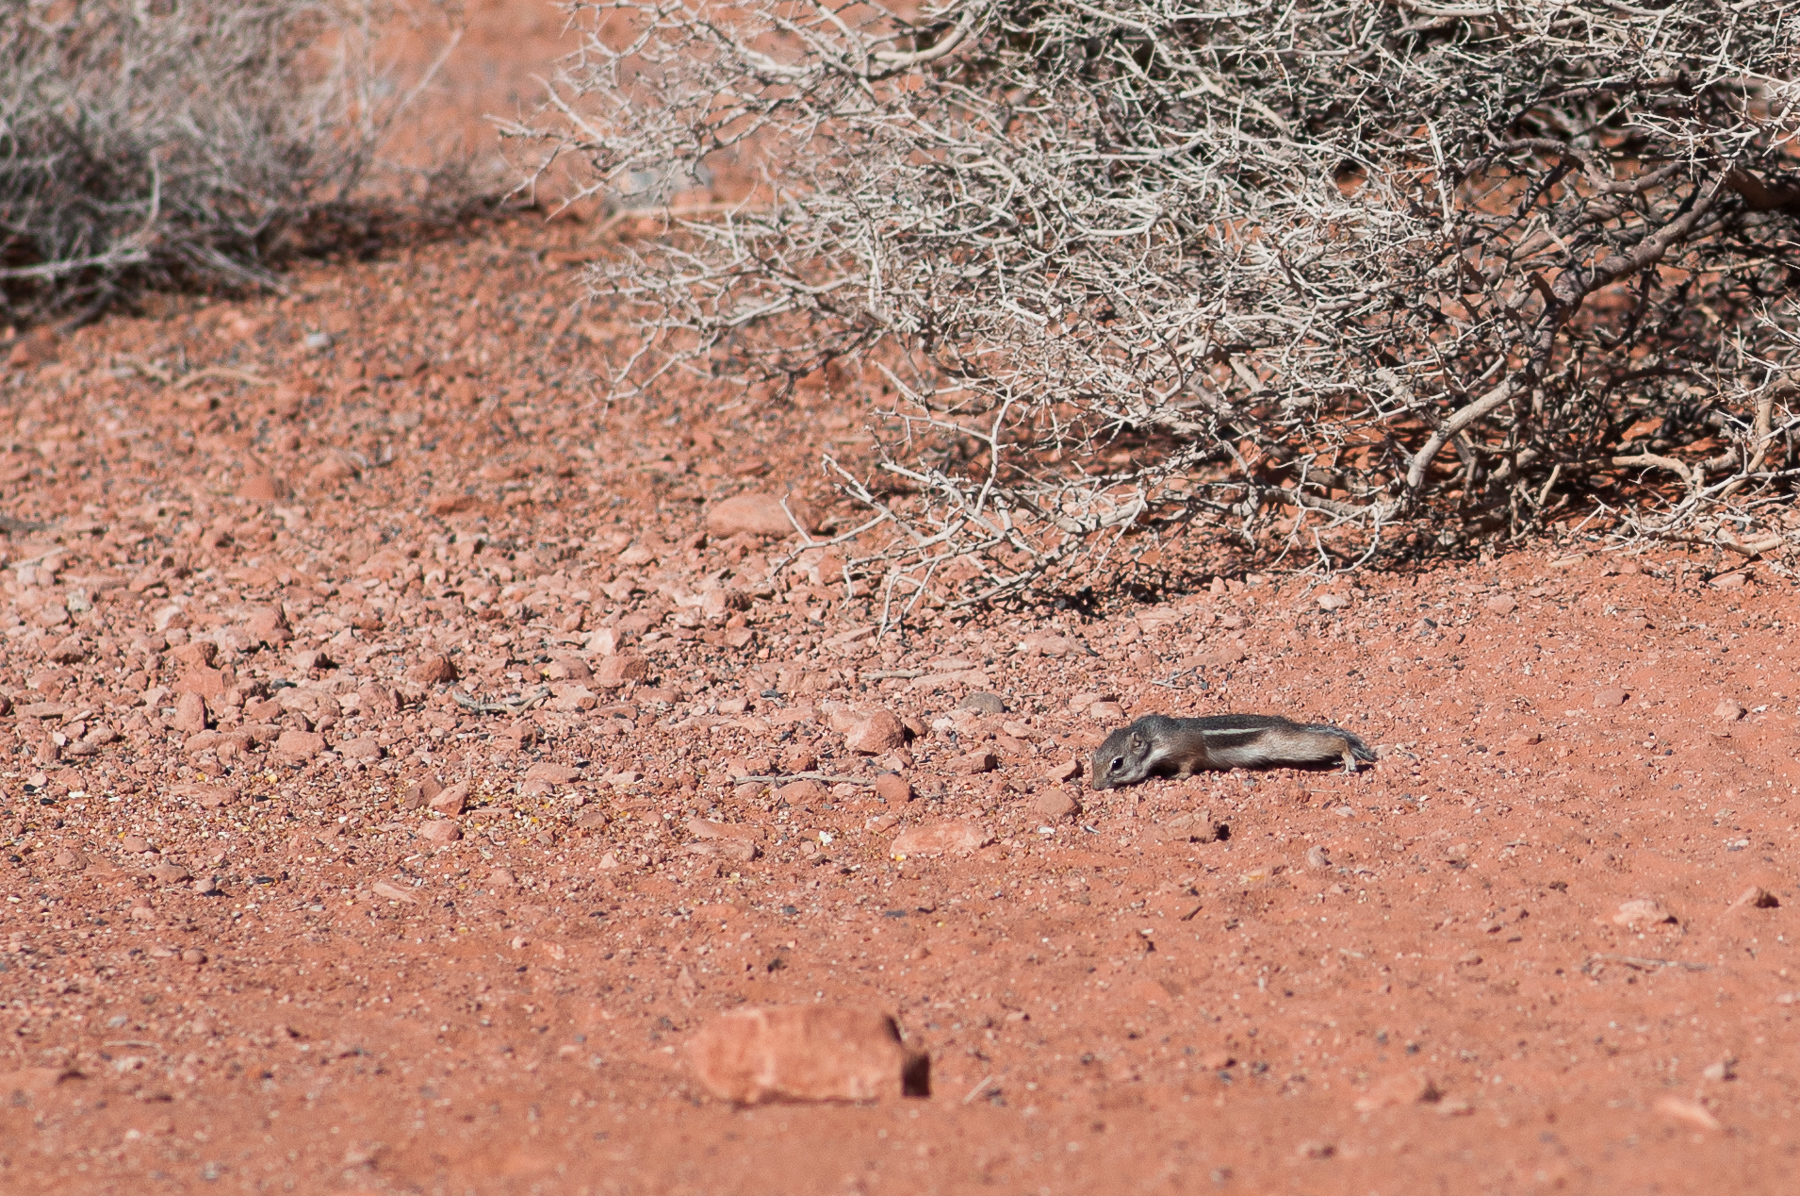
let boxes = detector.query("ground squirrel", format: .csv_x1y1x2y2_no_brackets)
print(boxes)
1090,713,1375,789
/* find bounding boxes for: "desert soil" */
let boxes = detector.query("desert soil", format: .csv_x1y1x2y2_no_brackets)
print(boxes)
3,6,1799,1193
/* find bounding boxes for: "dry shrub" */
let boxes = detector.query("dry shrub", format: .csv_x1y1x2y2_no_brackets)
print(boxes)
519,0,1800,614
0,0,469,327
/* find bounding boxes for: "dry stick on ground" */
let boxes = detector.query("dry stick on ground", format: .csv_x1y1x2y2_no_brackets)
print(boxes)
734,773,882,787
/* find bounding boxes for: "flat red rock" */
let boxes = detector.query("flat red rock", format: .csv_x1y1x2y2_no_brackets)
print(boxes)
889,819,994,857
688,1005,928,1104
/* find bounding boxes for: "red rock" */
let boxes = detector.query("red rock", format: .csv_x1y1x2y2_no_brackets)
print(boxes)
176,783,238,808
688,1006,928,1104
545,655,592,681
290,648,333,673
274,730,327,760
246,606,292,646
704,493,813,538
430,781,470,815
339,737,383,762
688,839,758,862
150,862,192,885
890,819,994,856
406,653,457,686
417,820,461,844
239,472,283,503
1204,642,1247,666
181,730,224,756
687,818,760,843
594,652,651,688
585,627,622,655
174,667,230,699
523,762,581,786
171,692,209,734
1030,790,1079,821
776,779,827,806
845,710,907,754
1016,631,1074,657
1729,886,1779,911
7,327,59,368
1483,593,1517,615
47,635,88,664
307,449,363,487
1714,699,1746,721
356,683,399,715
0,1066,80,1104
948,749,997,775
399,777,443,808
701,587,750,620
372,881,420,904
873,774,913,804
427,492,477,515
1592,686,1629,708
725,755,773,779
1355,1072,1443,1111
1611,898,1676,928
1655,1095,1722,1131
171,641,217,668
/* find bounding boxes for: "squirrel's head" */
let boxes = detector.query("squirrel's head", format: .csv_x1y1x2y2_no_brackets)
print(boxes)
1090,732,1146,789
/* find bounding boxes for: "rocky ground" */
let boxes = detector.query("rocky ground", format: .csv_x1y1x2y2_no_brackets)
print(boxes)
4,6,1800,1191
2,215,1797,1194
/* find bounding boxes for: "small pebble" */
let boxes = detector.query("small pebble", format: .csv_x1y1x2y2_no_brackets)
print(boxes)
844,711,906,754
1612,898,1676,928
948,749,998,775
429,782,470,815
873,774,913,804
417,821,461,844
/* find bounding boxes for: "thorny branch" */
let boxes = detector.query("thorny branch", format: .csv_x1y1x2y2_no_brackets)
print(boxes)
515,0,1800,613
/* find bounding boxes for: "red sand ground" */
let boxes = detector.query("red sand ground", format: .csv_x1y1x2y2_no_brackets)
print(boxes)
3,6,1798,1193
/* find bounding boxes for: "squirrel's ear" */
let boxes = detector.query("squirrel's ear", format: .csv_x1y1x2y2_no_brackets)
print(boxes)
1128,733,1146,752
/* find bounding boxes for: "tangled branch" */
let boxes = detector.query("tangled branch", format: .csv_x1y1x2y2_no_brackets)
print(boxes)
518,0,1800,609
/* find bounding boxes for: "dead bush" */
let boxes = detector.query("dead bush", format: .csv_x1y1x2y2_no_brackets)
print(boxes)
519,0,1800,614
1,0,466,326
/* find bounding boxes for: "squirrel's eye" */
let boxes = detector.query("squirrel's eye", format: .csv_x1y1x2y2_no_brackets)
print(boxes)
1110,756,1123,771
